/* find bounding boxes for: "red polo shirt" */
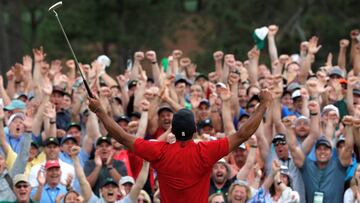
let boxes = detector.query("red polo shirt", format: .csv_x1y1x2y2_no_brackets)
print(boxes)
133,137,229,203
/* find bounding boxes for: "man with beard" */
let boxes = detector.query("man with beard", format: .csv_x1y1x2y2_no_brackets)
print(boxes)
85,136,128,196
30,160,68,202
209,158,234,199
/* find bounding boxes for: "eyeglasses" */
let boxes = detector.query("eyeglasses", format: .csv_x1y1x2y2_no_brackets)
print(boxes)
15,184,29,189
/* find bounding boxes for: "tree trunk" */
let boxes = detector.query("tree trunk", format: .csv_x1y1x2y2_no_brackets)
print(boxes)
8,0,23,65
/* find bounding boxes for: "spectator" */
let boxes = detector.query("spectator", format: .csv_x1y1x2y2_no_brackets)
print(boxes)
0,174,34,203
209,158,233,198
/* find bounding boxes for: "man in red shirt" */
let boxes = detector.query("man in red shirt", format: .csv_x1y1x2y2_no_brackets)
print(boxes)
88,90,271,203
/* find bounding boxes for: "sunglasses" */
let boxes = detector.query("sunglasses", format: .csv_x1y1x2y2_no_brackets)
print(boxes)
15,184,29,189
274,141,287,146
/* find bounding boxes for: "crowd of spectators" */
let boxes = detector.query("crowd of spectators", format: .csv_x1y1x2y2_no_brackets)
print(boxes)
0,25,360,203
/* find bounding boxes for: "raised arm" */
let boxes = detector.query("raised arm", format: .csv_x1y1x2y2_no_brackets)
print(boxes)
283,117,305,168
298,36,321,84
247,47,260,86
213,51,224,81
146,51,161,87
136,100,149,138
301,101,321,154
267,25,279,63
338,39,350,71
227,89,271,152
0,108,10,157
128,161,150,201
340,116,355,167
220,87,236,135
236,136,257,180
70,146,93,202
88,96,136,150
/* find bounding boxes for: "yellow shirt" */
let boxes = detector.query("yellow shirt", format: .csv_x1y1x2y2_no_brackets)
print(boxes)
6,148,46,177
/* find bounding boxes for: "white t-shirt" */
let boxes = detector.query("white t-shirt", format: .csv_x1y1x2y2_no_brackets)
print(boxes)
344,188,359,203
28,159,75,187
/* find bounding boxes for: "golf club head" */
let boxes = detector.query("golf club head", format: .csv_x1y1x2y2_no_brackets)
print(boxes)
48,1,62,12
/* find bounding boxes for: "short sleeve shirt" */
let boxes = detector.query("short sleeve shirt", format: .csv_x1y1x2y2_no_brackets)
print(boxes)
133,137,229,203
300,156,347,203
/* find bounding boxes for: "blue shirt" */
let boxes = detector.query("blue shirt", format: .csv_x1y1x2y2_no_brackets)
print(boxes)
30,184,67,203
59,149,89,167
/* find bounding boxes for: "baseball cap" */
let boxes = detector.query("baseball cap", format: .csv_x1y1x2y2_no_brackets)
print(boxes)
336,135,346,147
199,99,210,108
120,176,135,185
31,141,39,149
130,112,141,119
157,103,173,115
286,82,301,93
216,82,226,89
115,115,130,123
66,122,81,131
174,74,190,86
315,136,332,149
198,118,213,130
7,112,25,126
4,100,26,111
272,133,286,144
238,114,250,122
195,73,208,81
291,89,301,99
353,89,360,96
96,136,111,146
171,109,196,141
322,104,339,117
328,66,344,78
43,137,60,147
216,158,231,173
52,86,66,95
294,116,310,125
101,177,118,188
13,174,29,186
128,80,138,89
15,93,29,101
45,160,60,170
61,134,78,145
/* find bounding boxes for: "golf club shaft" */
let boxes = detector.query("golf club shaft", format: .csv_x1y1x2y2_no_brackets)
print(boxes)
53,11,93,98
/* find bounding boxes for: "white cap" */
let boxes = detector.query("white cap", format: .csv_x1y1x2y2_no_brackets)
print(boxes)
291,89,301,99
119,176,135,185
322,104,339,117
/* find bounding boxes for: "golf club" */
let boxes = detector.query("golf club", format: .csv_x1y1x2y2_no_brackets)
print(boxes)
48,1,93,98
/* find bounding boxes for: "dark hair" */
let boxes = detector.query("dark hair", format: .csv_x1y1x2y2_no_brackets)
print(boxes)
64,190,80,202
269,174,292,196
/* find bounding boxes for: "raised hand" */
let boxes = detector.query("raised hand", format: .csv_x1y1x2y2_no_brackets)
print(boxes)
13,63,24,81
219,86,231,101
247,47,260,60
66,59,76,70
37,169,46,186
282,117,294,128
300,41,309,53
70,146,80,158
213,51,224,62
267,24,279,37
42,83,53,96
94,149,102,167
342,115,354,126
145,50,157,63
259,89,272,106
208,72,219,83
32,46,46,62
6,69,15,81
22,55,33,72
43,102,56,120
308,100,320,114
172,50,183,59
339,39,350,48
50,60,62,75
88,95,106,114
140,99,150,112
179,57,191,67
350,29,360,41
228,72,240,86
307,36,322,54
134,51,145,61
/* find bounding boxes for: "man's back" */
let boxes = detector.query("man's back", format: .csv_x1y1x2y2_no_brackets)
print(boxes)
133,137,229,203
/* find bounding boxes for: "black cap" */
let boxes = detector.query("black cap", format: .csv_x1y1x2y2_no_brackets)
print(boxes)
174,74,190,86
315,136,332,149
238,113,250,122
115,115,130,123
195,73,209,81
128,80,138,89
100,177,118,188
61,135,78,145
272,133,286,144
31,141,39,149
66,122,81,132
130,112,141,119
199,99,210,108
171,109,196,141
43,137,60,147
96,136,111,146
198,118,213,129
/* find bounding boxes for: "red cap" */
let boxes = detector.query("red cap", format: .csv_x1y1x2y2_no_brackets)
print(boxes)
339,79,347,84
45,160,60,170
